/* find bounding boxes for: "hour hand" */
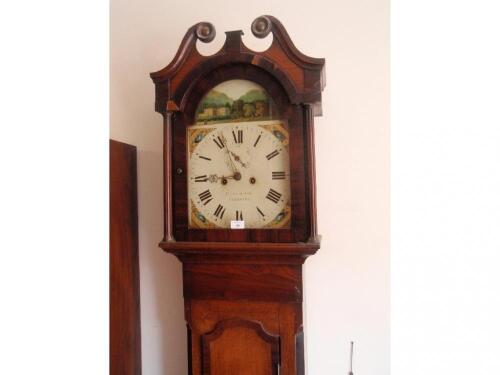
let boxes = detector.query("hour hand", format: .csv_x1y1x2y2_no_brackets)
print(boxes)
208,174,235,184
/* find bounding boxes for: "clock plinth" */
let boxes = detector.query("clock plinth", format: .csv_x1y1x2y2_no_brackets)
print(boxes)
151,16,325,375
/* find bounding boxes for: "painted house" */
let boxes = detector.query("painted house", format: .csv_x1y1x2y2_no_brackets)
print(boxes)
242,103,256,118
198,107,216,120
255,100,269,117
216,106,231,117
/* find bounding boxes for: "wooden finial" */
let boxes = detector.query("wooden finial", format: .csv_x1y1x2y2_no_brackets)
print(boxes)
251,16,272,38
195,22,215,43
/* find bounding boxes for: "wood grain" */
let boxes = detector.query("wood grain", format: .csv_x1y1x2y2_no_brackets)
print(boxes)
202,319,280,375
150,16,325,375
183,263,302,302
110,139,141,375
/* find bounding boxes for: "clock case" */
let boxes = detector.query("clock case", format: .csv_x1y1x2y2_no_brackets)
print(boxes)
150,16,325,375
151,15,324,246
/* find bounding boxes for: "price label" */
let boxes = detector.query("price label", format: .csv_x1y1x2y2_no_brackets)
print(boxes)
230,220,245,229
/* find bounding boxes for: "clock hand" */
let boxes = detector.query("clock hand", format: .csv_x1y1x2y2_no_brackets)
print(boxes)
219,133,239,175
208,174,234,183
207,174,242,185
217,174,235,180
230,151,248,168
211,174,240,185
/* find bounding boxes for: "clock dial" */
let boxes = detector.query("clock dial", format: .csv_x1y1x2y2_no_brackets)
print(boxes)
186,78,292,229
187,120,291,229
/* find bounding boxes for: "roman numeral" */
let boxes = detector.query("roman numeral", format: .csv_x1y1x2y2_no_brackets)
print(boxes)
213,136,224,149
266,150,279,160
256,206,265,217
214,204,226,219
253,134,262,147
198,190,213,205
199,155,211,161
235,210,243,221
194,175,208,182
272,171,286,180
266,188,282,204
232,129,243,143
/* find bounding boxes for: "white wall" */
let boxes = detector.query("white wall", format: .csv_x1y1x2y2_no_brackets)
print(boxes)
110,1,389,374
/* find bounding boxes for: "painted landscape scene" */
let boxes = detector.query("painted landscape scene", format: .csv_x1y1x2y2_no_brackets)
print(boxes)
195,79,279,124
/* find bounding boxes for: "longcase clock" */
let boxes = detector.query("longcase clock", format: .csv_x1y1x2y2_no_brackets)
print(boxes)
150,15,325,375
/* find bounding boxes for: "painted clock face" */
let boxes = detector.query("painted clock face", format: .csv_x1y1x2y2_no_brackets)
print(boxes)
187,80,292,229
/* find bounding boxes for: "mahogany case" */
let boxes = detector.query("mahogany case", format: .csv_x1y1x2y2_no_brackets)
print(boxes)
150,16,325,375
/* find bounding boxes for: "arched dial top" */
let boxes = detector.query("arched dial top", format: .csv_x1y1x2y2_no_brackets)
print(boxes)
149,15,325,116
187,79,291,229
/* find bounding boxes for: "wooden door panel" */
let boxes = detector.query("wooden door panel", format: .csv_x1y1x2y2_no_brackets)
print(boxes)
202,319,279,375
110,140,141,375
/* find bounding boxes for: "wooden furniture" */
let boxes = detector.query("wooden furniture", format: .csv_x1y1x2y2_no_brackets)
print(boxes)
150,16,325,375
110,140,142,375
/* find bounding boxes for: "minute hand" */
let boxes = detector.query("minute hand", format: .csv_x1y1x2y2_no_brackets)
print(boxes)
220,134,239,173
230,151,248,168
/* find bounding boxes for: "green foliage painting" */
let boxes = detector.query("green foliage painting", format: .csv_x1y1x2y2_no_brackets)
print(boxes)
196,80,279,124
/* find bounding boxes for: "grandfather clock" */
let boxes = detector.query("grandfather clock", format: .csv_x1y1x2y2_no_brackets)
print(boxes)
150,15,325,375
